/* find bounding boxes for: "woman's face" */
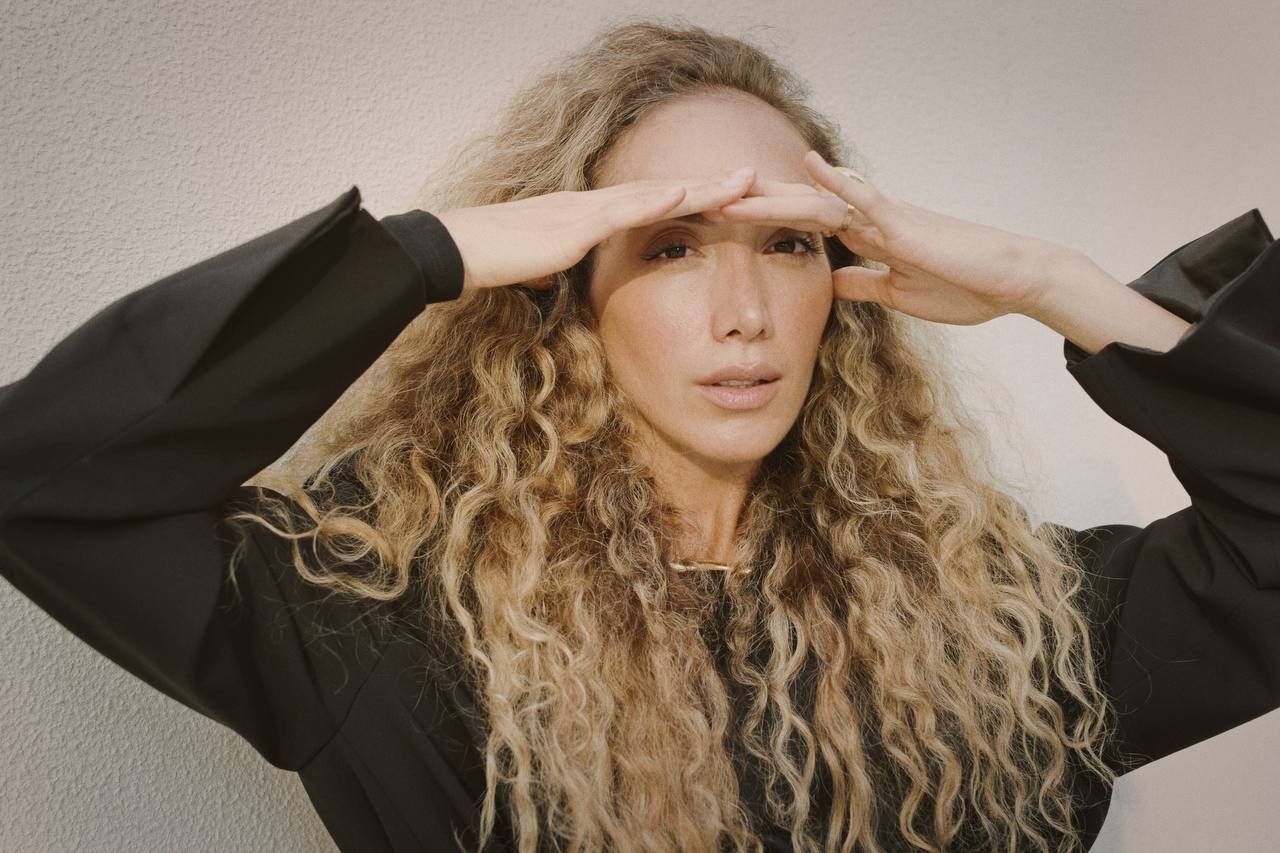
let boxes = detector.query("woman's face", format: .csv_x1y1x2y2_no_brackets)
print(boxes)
589,90,833,474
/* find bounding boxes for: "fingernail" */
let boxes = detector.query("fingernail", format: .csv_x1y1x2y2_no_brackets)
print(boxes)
722,166,752,184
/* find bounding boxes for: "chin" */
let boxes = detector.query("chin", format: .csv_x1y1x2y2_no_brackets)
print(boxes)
636,405,792,469
687,430,785,467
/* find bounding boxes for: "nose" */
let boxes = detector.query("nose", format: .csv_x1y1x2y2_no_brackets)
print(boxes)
709,250,773,342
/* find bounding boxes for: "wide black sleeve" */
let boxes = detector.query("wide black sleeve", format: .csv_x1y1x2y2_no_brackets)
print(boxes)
1043,206,1280,772
0,187,465,770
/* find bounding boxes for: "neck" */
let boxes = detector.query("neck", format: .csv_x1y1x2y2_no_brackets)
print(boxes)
641,434,758,564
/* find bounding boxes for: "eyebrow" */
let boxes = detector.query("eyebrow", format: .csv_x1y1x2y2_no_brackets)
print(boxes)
638,213,713,229
649,214,820,233
614,214,711,244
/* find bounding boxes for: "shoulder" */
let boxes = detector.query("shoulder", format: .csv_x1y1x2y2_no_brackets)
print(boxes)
300,453,447,638
1037,519,1143,635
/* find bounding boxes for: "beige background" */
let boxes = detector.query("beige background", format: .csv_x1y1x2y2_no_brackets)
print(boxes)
2,1,1278,850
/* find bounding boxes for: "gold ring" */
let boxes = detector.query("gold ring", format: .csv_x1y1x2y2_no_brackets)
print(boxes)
821,204,857,239
815,166,867,238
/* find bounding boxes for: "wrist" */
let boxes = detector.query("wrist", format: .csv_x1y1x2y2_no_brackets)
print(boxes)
1020,246,1096,325
1023,250,1193,356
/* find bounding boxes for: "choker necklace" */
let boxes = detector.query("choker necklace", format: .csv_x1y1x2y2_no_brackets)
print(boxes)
668,559,750,577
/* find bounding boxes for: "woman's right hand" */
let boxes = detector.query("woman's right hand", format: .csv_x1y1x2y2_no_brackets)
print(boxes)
434,166,759,293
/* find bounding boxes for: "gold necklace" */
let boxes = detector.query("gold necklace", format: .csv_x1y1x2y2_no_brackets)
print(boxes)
668,559,750,577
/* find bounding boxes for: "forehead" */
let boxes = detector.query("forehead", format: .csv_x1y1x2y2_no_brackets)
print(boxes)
596,90,813,188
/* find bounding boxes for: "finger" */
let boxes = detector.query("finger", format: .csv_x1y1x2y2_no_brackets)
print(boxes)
710,189,891,262
581,184,677,255
803,151,884,216
735,176,827,198
831,264,895,306
632,184,689,222
711,193,872,236
702,176,833,222
611,167,755,230
669,166,762,215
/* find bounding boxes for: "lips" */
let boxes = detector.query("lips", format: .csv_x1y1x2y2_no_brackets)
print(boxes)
695,377,780,410
697,362,782,386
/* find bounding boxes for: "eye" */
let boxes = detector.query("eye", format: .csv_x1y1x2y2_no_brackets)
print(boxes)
770,234,824,256
641,240,695,262
641,234,825,263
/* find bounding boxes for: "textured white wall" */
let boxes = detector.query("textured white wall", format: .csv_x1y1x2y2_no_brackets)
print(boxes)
2,1,1278,850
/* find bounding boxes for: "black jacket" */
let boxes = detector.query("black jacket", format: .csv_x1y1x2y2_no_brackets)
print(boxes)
1,186,1277,851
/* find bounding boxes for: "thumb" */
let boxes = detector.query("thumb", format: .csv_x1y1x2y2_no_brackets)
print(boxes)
831,264,894,306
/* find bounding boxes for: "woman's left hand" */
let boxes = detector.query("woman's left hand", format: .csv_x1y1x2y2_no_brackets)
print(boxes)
702,150,1078,326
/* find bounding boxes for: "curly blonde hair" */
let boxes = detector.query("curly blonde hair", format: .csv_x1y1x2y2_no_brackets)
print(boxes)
227,15,1136,853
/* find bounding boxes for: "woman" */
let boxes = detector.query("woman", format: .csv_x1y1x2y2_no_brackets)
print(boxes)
2,18,1277,853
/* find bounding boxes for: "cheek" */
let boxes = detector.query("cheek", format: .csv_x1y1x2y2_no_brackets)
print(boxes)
780,282,835,351
599,295,698,388
595,290,706,433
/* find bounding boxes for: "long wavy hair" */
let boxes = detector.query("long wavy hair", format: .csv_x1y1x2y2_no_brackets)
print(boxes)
226,15,1139,853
